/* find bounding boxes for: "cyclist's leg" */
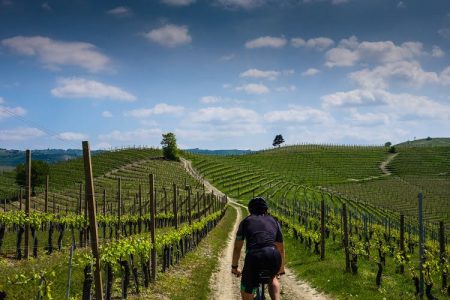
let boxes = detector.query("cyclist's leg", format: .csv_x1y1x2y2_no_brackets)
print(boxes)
241,253,258,300
241,290,255,300
268,276,281,300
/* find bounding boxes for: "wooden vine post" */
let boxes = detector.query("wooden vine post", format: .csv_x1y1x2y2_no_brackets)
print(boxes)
139,184,143,233
118,177,122,237
439,221,447,290
103,190,107,216
44,175,49,213
196,192,200,216
187,186,192,226
24,149,31,259
149,174,157,281
320,195,325,260
399,214,405,274
173,183,178,229
203,184,206,216
84,178,89,246
19,188,22,210
78,183,83,215
342,203,350,272
418,193,424,299
82,141,104,300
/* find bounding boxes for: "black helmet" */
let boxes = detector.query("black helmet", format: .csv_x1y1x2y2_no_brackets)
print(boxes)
248,197,268,215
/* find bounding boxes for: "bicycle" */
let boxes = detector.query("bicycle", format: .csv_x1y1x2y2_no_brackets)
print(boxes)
255,282,266,300
255,270,271,300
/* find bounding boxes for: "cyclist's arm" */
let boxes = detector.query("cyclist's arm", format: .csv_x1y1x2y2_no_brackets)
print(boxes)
232,239,244,267
275,241,285,274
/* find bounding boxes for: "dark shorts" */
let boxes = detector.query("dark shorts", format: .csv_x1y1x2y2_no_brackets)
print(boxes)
241,246,281,294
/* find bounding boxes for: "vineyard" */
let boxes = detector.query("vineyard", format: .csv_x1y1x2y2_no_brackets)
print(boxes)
1,142,449,299
0,146,228,299
186,144,450,299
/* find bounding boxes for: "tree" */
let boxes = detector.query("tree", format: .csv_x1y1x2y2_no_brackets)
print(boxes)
384,142,392,147
272,134,285,148
161,132,179,161
15,160,50,196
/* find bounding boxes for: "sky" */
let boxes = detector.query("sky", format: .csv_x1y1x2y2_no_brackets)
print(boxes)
0,0,449,150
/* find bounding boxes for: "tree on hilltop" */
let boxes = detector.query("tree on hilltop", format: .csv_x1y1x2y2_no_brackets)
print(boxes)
272,134,285,148
161,132,179,161
15,160,50,196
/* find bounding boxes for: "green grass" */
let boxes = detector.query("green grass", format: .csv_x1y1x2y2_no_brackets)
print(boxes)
284,233,444,300
129,205,238,300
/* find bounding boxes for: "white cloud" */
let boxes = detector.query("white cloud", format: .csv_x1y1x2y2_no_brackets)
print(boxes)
99,128,162,142
215,0,266,9
220,54,235,61
236,83,270,94
0,98,26,120
56,132,88,141
438,28,450,39
0,127,45,141
321,89,382,108
51,78,136,102
264,106,331,123
347,108,390,125
439,67,450,85
291,37,334,51
190,106,259,123
275,85,296,92
302,68,320,76
145,24,192,48
325,48,359,67
432,45,445,58
245,36,287,49
106,6,132,17
162,0,196,6
124,103,184,118
93,142,112,150
41,2,51,11
239,68,280,80
200,96,220,104
101,111,113,118
325,36,425,67
321,89,450,120
1,36,110,72
348,61,440,89
178,106,264,140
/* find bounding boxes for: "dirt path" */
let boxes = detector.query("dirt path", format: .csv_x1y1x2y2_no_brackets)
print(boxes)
379,153,398,175
180,158,332,300
347,152,399,182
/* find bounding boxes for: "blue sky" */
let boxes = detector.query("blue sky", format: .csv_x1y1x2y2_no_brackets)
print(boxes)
0,0,449,150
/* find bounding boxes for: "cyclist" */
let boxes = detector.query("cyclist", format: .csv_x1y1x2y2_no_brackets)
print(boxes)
231,197,285,300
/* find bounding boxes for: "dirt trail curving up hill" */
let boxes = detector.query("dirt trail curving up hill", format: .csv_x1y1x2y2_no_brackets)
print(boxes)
180,158,332,300
347,152,399,182
379,153,398,176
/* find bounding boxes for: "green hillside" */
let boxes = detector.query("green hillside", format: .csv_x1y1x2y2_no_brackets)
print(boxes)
1,148,202,213
189,144,450,225
396,137,450,147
